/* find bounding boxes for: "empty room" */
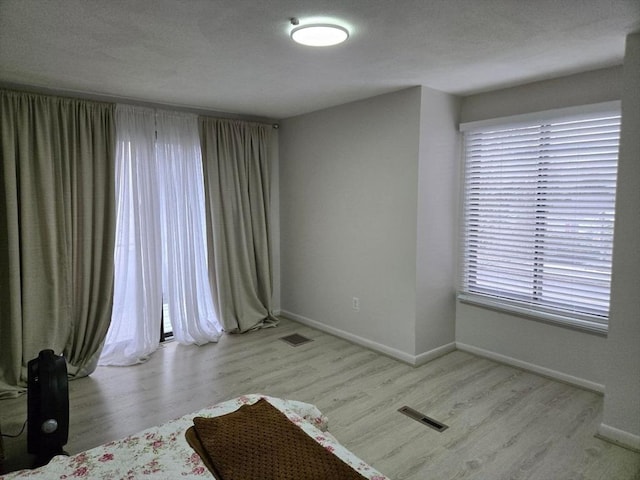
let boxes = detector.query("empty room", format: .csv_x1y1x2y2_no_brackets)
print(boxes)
1,1,639,479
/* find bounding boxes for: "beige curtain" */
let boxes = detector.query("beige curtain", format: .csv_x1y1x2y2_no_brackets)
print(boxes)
199,118,275,332
0,90,116,398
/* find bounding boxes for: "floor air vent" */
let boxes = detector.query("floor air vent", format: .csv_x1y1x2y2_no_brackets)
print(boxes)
398,406,448,432
279,333,313,347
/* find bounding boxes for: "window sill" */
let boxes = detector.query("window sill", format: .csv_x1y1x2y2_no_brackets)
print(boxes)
457,293,608,337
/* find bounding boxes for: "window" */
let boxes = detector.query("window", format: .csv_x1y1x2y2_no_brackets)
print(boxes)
459,102,621,333
100,107,221,366
161,301,173,341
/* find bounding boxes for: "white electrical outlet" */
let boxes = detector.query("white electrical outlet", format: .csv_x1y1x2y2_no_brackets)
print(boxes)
352,297,360,311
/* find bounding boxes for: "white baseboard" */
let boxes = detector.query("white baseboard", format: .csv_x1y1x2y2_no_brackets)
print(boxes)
455,342,605,394
278,312,603,393
415,342,457,366
597,423,640,452
280,310,453,366
281,310,415,364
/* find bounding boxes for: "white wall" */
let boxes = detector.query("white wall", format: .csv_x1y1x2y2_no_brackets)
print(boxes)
460,66,622,123
279,86,459,362
280,87,422,358
415,89,460,356
598,33,640,451
455,66,624,392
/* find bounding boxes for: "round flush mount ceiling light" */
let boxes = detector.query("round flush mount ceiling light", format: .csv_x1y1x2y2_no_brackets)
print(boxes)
290,23,349,47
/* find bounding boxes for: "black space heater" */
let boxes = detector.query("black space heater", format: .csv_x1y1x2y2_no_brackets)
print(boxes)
27,349,69,466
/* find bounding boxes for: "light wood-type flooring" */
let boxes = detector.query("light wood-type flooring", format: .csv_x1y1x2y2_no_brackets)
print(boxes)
1,317,639,479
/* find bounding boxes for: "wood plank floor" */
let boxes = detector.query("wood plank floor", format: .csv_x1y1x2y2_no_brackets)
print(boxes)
1,317,639,479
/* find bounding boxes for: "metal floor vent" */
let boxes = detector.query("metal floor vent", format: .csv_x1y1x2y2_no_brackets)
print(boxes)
279,333,313,347
398,406,449,432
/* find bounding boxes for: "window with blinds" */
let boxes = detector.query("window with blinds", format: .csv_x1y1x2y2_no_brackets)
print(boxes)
459,103,621,333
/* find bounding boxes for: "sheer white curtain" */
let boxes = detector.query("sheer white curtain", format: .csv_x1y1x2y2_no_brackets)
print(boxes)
156,111,222,345
100,107,221,366
100,105,162,366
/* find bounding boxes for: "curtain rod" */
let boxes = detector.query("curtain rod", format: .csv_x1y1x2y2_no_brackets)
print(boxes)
0,82,280,127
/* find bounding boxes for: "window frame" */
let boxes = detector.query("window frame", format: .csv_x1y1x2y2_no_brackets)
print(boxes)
458,101,621,335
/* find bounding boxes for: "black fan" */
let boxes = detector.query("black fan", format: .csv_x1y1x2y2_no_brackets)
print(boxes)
27,349,69,466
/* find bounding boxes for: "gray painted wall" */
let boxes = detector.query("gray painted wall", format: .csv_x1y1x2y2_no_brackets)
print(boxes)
599,32,640,448
279,86,459,361
280,87,422,356
415,89,460,355
460,66,622,124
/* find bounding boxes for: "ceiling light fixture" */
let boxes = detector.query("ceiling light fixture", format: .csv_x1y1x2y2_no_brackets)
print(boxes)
290,19,349,47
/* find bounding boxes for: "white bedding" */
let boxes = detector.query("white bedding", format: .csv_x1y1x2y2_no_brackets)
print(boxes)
1,394,388,479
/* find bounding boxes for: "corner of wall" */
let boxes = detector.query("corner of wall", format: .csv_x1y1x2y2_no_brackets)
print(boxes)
600,31,640,446
414,86,461,356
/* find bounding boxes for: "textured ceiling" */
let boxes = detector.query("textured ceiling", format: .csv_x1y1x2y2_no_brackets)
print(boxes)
1,0,638,119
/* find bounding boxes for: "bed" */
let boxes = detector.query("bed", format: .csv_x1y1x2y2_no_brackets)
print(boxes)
1,394,389,479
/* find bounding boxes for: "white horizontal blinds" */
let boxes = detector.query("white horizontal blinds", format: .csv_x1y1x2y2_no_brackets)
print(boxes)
461,108,620,326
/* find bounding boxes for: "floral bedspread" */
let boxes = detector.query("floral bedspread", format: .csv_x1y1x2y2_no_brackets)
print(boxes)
1,394,389,479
